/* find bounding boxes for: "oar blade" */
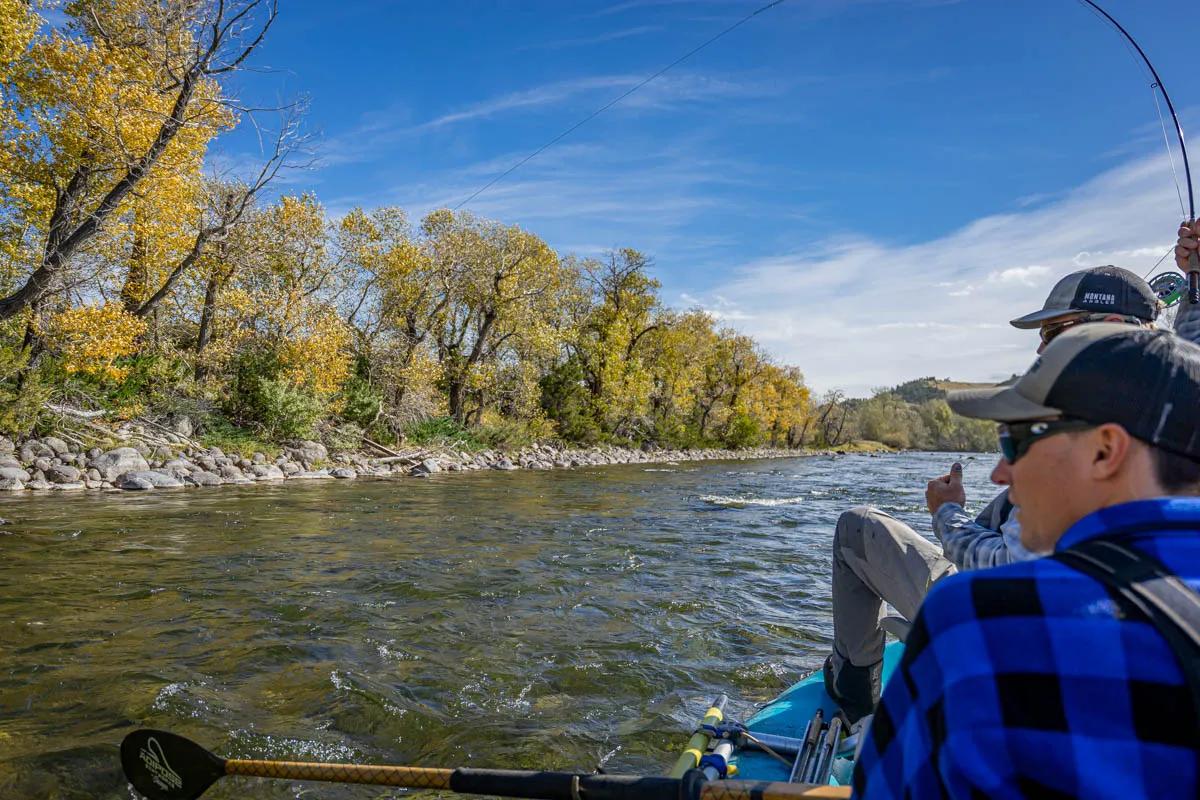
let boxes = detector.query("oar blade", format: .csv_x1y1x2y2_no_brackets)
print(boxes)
121,730,226,800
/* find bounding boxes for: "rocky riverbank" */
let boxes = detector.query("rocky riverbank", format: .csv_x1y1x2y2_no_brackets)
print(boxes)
0,422,836,496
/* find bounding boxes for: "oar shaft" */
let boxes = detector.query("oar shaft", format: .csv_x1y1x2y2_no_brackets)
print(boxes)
225,758,453,788
220,759,851,800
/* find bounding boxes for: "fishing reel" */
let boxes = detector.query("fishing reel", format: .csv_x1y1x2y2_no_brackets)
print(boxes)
1150,271,1187,308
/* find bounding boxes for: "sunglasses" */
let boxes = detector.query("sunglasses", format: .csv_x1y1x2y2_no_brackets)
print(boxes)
1039,314,1148,346
997,418,1095,464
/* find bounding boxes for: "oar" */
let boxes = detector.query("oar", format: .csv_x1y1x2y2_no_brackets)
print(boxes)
120,729,851,800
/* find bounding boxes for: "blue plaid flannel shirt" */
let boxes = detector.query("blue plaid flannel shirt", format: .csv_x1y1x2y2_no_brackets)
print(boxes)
853,497,1200,799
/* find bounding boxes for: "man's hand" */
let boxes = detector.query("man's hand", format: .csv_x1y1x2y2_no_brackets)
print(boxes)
926,462,967,514
1176,220,1200,273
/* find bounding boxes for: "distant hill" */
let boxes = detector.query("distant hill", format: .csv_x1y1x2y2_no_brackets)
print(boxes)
885,376,1016,404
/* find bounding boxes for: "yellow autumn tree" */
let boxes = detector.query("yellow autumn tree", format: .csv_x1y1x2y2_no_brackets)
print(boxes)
0,0,273,322
41,303,147,381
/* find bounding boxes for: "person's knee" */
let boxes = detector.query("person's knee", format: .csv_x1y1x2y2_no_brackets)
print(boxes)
834,506,880,555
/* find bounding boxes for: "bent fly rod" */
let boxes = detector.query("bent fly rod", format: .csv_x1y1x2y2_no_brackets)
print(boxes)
1077,0,1198,302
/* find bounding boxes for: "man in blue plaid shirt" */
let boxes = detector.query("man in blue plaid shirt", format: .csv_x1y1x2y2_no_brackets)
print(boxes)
853,324,1200,798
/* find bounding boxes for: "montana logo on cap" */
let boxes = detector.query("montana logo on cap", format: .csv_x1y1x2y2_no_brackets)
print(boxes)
1082,291,1116,305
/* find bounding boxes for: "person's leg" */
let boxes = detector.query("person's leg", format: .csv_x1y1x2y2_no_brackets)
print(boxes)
826,506,956,721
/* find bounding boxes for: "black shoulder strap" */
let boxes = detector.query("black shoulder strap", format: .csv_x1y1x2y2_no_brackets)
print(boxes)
1054,538,1200,729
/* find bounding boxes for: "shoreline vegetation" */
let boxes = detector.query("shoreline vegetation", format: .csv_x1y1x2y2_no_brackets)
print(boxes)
0,2,996,490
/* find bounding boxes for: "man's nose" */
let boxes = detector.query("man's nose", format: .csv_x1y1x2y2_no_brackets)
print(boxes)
991,457,1012,486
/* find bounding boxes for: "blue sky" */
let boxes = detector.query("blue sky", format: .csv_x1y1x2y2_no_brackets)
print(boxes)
221,0,1195,395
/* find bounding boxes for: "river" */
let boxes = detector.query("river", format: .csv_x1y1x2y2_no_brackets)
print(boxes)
0,451,999,799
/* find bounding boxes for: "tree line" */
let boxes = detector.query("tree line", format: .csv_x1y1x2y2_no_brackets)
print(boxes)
0,0,990,455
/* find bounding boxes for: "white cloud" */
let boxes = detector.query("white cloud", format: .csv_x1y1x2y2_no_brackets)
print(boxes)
680,150,1183,396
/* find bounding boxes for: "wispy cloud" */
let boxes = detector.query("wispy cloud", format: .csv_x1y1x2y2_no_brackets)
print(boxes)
520,25,664,51
316,70,785,168
680,150,1183,395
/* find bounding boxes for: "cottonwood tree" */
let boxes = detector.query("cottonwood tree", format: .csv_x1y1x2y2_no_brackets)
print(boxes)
0,0,278,323
422,210,567,425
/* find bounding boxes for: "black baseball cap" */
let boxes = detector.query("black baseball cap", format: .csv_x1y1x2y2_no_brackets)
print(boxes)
1009,266,1160,329
948,324,1200,461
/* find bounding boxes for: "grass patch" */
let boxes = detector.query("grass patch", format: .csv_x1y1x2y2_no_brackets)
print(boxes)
198,416,281,458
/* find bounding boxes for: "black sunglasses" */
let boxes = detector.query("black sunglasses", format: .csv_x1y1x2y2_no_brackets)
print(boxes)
997,419,1096,464
1040,314,1148,346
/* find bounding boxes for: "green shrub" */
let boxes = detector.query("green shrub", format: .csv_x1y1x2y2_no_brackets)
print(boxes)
198,415,280,458
222,347,327,440
0,346,52,436
339,374,383,429
404,416,483,449
254,377,326,440
538,359,602,444
723,412,763,449
325,421,364,451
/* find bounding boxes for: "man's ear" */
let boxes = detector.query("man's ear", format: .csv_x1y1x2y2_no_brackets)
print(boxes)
1088,423,1134,480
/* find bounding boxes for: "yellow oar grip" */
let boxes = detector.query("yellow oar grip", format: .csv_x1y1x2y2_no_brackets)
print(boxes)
669,704,724,778
225,758,454,789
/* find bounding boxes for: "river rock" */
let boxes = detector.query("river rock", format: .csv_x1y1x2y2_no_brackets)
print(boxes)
218,464,245,480
131,442,151,459
42,436,69,455
491,458,517,471
0,457,22,470
33,456,53,473
207,447,226,460
0,436,12,454
186,471,223,487
91,448,150,481
0,477,24,491
410,458,441,477
331,467,357,479
281,461,300,475
116,470,183,489
19,442,51,464
25,478,52,490
0,466,30,482
288,440,328,465
46,464,80,483
248,464,285,480
252,452,266,464
115,474,154,490
51,482,85,491
289,470,332,480
171,416,194,438
162,459,194,475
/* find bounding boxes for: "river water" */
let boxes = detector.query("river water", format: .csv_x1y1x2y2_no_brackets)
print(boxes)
0,451,998,799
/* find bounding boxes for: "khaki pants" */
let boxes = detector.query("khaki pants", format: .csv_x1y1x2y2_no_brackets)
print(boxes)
831,506,955,672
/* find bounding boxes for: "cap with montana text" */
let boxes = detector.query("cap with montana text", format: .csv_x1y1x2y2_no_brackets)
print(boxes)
1009,266,1160,329
947,324,1200,461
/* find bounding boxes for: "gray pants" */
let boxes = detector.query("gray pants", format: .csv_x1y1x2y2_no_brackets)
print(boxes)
831,506,955,672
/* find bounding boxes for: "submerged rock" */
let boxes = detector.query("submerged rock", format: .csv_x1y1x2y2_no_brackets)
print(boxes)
115,470,184,490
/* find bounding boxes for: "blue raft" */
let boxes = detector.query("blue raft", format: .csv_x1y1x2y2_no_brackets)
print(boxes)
694,641,905,787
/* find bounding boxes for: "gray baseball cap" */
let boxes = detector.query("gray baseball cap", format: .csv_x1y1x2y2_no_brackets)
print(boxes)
1009,266,1160,329
948,324,1200,460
